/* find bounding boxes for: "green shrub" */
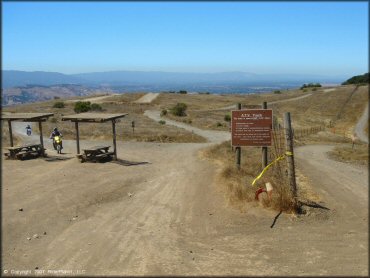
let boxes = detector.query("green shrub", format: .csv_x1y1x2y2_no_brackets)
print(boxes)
53,101,65,108
274,90,282,94
217,122,223,127
54,96,60,100
158,120,166,125
178,90,187,94
300,83,322,89
160,109,168,116
91,103,103,111
224,114,231,122
171,103,187,117
74,101,91,113
312,87,317,91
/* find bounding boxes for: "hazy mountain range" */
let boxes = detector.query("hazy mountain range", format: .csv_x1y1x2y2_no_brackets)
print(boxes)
2,70,346,106
2,70,346,88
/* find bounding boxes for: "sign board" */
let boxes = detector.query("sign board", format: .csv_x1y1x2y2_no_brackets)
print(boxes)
231,109,273,146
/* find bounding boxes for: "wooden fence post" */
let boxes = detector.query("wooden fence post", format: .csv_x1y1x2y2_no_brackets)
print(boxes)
283,112,298,211
262,102,268,168
236,103,241,169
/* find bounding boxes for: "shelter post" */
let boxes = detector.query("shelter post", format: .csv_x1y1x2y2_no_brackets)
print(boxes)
8,120,14,147
112,119,117,160
38,121,45,156
75,122,80,154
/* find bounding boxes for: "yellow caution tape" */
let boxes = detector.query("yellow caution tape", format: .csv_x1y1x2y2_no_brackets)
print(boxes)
251,151,293,186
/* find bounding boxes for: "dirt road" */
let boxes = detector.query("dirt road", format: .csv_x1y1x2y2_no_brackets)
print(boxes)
134,93,160,104
354,104,369,143
2,120,368,275
144,110,229,143
65,94,119,104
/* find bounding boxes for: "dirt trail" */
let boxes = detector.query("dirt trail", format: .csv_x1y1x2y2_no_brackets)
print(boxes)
144,110,229,143
354,104,369,143
134,93,160,104
65,94,119,104
2,117,368,275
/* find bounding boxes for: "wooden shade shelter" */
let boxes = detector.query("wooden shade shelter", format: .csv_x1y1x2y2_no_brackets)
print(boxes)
61,112,128,160
1,112,54,155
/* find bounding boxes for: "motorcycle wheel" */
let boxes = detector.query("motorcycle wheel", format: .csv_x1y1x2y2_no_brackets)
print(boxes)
57,145,61,154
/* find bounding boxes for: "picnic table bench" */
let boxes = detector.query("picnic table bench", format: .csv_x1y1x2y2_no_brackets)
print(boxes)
76,145,114,163
4,144,45,160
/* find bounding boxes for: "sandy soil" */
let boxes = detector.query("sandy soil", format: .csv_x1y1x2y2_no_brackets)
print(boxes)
134,93,160,104
354,104,369,143
2,121,368,276
65,94,119,104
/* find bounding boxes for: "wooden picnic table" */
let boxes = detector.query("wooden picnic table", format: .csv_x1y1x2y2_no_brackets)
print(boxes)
4,143,45,160
76,145,114,163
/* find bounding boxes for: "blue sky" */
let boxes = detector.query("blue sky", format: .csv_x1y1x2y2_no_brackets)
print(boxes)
2,1,368,76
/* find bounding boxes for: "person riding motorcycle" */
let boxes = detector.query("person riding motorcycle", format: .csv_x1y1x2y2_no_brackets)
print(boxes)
26,125,32,136
50,127,63,150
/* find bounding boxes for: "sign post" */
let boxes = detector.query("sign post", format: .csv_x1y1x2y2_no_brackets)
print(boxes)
261,102,268,168
235,103,242,169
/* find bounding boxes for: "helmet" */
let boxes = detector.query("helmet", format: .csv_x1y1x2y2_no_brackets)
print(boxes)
27,125,30,128
54,127,58,131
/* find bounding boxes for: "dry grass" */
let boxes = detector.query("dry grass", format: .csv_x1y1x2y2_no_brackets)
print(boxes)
156,89,311,131
202,140,299,213
272,85,368,130
327,143,368,166
1,94,206,143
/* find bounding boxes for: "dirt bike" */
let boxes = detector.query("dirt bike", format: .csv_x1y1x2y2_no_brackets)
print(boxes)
26,129,32,136
53,135,63,154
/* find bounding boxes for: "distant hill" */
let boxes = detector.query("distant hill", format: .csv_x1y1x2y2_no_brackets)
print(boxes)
2,70,84,88
2,70,345,89
342,73,369,85
1,84,111,106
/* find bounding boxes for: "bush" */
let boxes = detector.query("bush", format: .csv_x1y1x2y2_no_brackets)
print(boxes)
216,122,223,127
178,90,187,94
91,103,103,111
160,109,168,116
274,90,282,94
54,96,60,100
158,120,166,125
300,83,322,90
53,101,65,108
312,87,317,91
171,103,187,117
74,101,91,113
224,114,231,122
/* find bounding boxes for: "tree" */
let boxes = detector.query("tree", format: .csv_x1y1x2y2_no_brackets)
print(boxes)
74,101,91,113
171,103,187,116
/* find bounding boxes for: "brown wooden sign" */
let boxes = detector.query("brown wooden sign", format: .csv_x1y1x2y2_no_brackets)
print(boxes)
231,109,273,146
